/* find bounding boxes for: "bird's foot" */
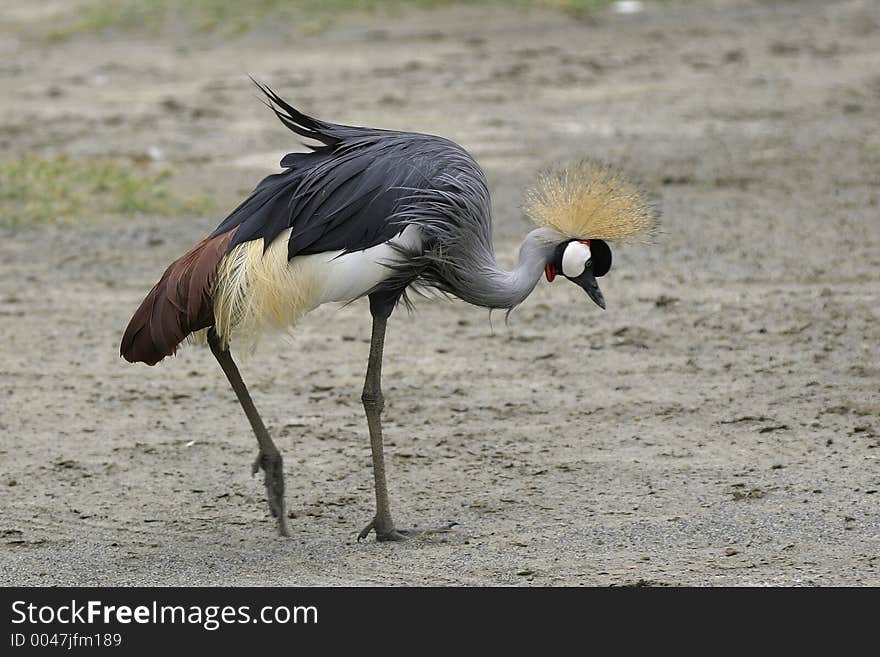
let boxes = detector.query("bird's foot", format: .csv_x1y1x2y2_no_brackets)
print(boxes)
357,519,458,543
252,450,289,537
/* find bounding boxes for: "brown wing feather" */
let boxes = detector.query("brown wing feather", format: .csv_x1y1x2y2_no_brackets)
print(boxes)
120,228,237,365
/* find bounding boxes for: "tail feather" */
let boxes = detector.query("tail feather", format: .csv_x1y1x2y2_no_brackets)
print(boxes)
120,229,237,365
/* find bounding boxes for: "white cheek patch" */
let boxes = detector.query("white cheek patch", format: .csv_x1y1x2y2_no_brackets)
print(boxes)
561,241,591,278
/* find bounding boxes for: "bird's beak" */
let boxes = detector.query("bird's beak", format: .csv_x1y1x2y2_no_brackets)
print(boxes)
572,270,606,309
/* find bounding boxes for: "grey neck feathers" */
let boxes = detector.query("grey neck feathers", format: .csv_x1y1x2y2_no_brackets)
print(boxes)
443,227,563,310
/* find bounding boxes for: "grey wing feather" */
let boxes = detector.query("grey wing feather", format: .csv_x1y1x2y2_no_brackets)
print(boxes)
210,82,470,262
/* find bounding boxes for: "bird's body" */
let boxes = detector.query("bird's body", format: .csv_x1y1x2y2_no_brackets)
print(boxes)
122,88,504,361
121,82,656,539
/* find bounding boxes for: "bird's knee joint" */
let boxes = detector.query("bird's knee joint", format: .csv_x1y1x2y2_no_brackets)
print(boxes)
361,391,384,413
257,449,282,469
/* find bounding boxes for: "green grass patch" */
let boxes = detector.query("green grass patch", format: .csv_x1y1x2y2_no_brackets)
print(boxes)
46,0,631,40
0,155,214,226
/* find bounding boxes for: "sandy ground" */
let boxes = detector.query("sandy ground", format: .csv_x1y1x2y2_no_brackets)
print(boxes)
0,0,878,586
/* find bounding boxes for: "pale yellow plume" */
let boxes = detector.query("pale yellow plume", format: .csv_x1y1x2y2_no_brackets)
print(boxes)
525,161,657,242
212,229,319,351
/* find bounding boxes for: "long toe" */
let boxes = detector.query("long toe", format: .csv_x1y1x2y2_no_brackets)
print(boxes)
397,523,458,541
375,528,409,542
361,522,459,543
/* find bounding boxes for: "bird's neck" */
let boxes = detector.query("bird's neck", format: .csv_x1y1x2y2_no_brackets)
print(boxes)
462,227,562,310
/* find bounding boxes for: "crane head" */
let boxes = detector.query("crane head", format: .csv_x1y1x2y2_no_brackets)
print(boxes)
544,239,612,309
524,160,655,310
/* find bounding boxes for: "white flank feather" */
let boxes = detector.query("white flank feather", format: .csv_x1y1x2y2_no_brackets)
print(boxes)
211,226,421,350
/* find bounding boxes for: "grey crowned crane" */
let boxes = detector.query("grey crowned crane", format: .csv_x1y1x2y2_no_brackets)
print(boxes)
121,82,656,541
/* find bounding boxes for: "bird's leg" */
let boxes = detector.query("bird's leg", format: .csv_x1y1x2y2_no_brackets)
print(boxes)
356,300,458,543
208,330,289,537
357,314,408,542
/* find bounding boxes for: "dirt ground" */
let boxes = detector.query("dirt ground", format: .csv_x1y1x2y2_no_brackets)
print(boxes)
0,0,878,586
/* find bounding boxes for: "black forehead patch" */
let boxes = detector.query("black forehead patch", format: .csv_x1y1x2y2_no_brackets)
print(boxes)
591,239,612,277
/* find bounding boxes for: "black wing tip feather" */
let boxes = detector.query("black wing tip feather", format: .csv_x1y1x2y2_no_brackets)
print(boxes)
248,76,339,147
